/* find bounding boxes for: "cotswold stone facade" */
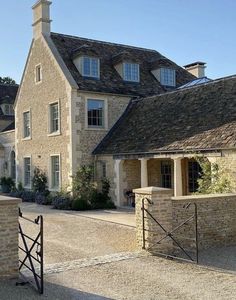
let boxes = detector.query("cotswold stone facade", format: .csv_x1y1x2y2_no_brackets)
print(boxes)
15,36,72,190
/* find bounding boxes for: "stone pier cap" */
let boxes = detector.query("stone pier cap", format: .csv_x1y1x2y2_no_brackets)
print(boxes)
0,195,22,205
133,186,173,195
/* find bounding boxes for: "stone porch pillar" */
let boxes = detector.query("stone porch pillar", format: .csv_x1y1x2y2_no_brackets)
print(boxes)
139,158,148,187
114,159,123,206
174,157,183,197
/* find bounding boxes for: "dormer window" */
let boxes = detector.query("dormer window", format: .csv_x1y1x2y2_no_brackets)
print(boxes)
3,104,14,115
123,63,139,82
159,68,176,87
82,57,99,78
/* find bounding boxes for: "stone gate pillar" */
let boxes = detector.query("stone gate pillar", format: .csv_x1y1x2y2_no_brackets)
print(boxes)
0,196,21,278
134,186,173,254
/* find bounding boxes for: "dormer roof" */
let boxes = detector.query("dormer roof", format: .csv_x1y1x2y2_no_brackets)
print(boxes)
50,32,195,96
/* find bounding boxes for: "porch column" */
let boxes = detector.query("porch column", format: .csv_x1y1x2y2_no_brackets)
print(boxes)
139,158,148,187
173,157,183,196
114,159,123,206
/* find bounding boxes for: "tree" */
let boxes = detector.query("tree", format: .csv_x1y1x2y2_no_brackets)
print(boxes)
0,77,16,85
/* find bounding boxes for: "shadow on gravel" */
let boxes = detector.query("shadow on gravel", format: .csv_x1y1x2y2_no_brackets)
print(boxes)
0,278,113,300
199,246,236,272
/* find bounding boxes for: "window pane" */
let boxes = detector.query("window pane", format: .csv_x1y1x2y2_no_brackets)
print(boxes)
87,99,104,127
124,63,139,82
50,103,59,133
161,161,172,188
188,161,202,193
24,157,31,187
83,57,91,76
51,156,60,189
23,111,30,138
160,68,175,86
91,58,98,77
83,57,99,78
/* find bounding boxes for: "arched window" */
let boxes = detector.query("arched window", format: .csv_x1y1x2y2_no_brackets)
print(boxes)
10,151,16,180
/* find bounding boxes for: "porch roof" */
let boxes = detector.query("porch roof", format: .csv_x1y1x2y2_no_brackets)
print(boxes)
93,75,236,156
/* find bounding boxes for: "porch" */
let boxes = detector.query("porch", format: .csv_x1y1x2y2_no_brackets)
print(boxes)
114,154,219,207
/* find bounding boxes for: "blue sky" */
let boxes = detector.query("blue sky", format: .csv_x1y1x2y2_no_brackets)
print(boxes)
1,0,235,83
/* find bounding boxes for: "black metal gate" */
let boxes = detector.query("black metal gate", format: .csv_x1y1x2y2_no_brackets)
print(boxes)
142,198,199,263
18,208,44,294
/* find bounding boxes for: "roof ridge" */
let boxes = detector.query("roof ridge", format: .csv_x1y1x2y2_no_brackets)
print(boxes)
0,83,19,87
138,74,236,102
51,32,158,53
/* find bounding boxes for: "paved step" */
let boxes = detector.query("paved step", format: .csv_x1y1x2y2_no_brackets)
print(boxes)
21,251,144,277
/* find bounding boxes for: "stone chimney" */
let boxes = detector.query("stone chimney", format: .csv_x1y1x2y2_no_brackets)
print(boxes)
32,0,52,39
183,62,206,78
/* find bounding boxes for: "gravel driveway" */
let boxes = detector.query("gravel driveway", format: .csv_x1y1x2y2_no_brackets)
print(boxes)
19,203,136,264
1,255,236,300
2,202,235,300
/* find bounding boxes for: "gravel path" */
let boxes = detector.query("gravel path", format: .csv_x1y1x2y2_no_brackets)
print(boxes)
4,202,234,299
19,203,136,264
1,255,236,300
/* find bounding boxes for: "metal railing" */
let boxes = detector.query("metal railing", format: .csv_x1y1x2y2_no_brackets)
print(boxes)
18,208,44,294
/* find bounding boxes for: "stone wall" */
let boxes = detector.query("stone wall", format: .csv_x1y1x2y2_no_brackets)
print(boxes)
135,187,236,255
172,194,236,250
123,159,141,191
0,196,21,278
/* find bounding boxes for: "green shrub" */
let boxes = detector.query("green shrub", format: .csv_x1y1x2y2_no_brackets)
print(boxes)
17,182,24,192
21,191,36,202
32,167,48,193
51,191,72,210
90,179,116,209
72,197,91,211
0,177,15,193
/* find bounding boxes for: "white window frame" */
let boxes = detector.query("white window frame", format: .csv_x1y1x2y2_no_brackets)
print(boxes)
35,64,42,84
4,104,14,116
48,101,61,136
123,62,140,82
85,97,108,130
80,56,100,78
49,154,61,191
159,68,176,87
23,156,31,189
22,110,31,140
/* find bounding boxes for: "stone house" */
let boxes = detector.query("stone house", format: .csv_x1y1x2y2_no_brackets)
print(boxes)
14,0,195,197
0,83,17,179
94,75,236,205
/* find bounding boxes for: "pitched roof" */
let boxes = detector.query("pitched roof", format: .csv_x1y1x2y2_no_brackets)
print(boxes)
1,121,15,132
0,84,18,105
93,75,236,155
50,32,195,96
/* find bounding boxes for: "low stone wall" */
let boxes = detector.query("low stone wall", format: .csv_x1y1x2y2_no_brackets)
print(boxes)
134,187,236,254
172,194,236,250
0,196,21,278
